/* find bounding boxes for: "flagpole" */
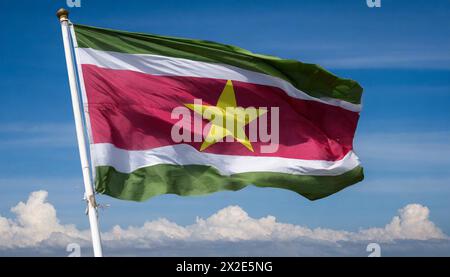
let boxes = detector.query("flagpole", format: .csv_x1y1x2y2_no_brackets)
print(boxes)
57,8,103,257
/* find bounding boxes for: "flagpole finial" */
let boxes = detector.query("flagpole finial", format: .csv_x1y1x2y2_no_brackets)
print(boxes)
56,8,69,22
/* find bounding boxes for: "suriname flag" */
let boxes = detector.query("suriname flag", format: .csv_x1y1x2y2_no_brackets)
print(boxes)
70,24,364,202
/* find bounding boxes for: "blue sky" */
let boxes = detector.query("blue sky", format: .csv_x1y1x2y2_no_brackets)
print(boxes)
0,0,449,256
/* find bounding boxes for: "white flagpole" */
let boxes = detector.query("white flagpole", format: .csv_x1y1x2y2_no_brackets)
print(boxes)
56,8,103,257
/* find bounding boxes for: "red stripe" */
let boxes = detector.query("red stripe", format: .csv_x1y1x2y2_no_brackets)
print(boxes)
82,64,359,161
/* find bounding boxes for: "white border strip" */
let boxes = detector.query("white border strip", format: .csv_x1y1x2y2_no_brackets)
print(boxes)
78,48,361,112
92,143,361,176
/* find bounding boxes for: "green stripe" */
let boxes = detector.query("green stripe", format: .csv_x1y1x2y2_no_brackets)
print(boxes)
74,24,363,105
95,165,364,202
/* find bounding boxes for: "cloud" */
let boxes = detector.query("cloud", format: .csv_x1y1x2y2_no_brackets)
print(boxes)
318,53,450,69
0,123,76,149
356,131,450,166
260,40,450,70
105,204,445,244
0,191,447,256
355,204,446,241
0,191,88,248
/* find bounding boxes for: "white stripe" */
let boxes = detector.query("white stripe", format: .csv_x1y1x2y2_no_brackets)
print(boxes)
92,143,361,176
78,48,361,112
70,25,98,180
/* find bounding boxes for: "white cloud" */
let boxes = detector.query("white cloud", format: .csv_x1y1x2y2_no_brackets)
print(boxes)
356,131,450,166
318,53,450,69
105,204,445,245
355,204,446,241
0,123,75,149
0,191,447,256
0,191,88,248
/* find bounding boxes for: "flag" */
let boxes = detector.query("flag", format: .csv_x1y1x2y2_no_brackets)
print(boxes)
71,24,364,201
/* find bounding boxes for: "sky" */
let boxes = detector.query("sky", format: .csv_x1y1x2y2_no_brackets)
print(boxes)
0,0,449,256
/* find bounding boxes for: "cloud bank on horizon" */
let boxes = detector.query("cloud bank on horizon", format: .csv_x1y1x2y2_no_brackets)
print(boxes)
0,190,448,256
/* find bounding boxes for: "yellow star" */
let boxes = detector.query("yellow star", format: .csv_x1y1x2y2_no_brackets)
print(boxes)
185,80,267,152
